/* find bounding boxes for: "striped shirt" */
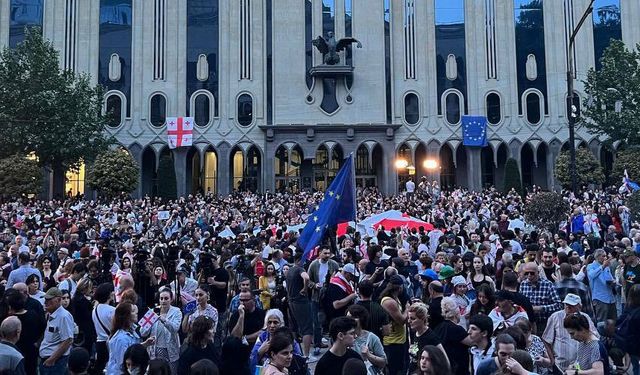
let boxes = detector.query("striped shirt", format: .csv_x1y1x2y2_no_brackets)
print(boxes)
541,310,599,372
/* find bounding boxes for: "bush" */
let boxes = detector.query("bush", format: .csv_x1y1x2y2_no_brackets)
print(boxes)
156,153,177,199
554,148,604,189
86,149,139,198
524,192,568,232
0,155,42,197
612,148,640,183
503,158,522,194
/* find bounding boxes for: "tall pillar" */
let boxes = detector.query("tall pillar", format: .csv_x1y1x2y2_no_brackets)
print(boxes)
172,148,188,197
383,143,397,195
426,143,441,184
217,143,231,196
129,146,143,198
548,142,563,191
466,147,482,191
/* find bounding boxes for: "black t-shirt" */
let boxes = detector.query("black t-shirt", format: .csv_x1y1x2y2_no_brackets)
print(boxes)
434,320,470,375
178,343,218,375
325,283,350,322
314,348,363,375
509,291,535,320
408,328,441,373
357,300,390,341
286,264,307,303
624,263,640,295
428,296,444,329
210,267,229,311
542,266,556,282
228,307,266,338
364,259,388,284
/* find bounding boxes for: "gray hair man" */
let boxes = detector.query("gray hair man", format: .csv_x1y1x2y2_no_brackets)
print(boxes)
0,316,26,375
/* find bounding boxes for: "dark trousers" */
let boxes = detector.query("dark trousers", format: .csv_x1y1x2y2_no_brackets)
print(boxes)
384,342,407,375
92,341,108,375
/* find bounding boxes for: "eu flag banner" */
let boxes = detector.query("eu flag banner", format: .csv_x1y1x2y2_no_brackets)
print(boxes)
298,154,357,262
462,116,488,147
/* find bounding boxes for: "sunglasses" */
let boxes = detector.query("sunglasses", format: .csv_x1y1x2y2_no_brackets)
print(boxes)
523,271,536,276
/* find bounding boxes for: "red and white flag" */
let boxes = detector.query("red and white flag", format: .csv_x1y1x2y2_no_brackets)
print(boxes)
166,117,194,149
138,309,159,330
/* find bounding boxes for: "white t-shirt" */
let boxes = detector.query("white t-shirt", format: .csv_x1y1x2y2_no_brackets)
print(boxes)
406,180,415,193
93,303,116,342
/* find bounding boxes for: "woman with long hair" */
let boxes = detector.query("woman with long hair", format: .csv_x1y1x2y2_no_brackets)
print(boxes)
143,287,182,374
414,345,452,375
434,297,472,375
182,284,218,334
469,284,496,317
178,316,218,374
26,273,46,305
38,256,57,291
407,302,447,374
563,313,607,375
468,257,495,291
258,262,278,310
250,309,302,373
69,278,97,354
380,277,408,375
107,303,155,374
347,304,387,375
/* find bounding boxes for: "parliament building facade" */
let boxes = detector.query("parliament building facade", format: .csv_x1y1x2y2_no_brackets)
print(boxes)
2,0,639,197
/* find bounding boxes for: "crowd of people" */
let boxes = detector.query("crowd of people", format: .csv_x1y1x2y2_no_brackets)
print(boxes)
0,181,639,375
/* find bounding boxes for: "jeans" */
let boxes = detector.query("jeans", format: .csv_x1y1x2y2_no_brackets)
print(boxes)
39,355,69,375
310,300,323,346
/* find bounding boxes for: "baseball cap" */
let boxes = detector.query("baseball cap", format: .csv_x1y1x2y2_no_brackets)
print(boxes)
563,293,581,306
451,275,467,287
438,265,455,280
420,269,438,281
343,263,357,275
44,287,63,300
446,233,456,240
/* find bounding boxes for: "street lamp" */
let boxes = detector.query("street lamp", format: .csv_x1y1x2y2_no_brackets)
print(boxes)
395,158,409,169
567,0,595,192
423,159,439,170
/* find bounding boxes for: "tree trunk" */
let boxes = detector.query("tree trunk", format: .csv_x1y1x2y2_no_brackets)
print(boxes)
51,162,66,200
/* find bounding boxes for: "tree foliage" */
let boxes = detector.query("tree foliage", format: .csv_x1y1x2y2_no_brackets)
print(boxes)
524,192,568,232
554,148,604,189
582,40,640,144
0,155,42,197
612,148,640,183
0,28,111,171
503,158,522,194
627,190,640,221
87,149,139,198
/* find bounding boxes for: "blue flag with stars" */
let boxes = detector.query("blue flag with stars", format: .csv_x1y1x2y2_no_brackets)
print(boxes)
462,115,488,147
298,154,357,262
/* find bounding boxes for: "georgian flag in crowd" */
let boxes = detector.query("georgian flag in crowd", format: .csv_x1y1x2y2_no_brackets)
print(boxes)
167,117,194,149
139,309,159,330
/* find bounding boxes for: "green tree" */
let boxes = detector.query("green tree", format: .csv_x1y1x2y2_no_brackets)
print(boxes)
0,28,111,197
156,154,177,199
524,192,568,232
612,148,640,183
554,148,604,188
87,149,139,198
582,40,640,144
627,190,640,220
0,154,43,197
503,158,522,194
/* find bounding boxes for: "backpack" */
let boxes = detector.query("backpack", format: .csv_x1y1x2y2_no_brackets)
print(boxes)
615,308,640,356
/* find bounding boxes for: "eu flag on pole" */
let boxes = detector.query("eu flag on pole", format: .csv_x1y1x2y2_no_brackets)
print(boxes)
462,116,488,147
298,154,357,263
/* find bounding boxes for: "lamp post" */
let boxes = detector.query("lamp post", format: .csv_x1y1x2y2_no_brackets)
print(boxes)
567,0,595,193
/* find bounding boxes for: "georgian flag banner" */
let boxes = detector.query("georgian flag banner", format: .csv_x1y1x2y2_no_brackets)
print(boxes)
166,117,194,149
138,309,159,330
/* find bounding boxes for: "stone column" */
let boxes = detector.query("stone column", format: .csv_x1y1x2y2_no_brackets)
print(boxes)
129,146,143,199
426,143,441,184
172,148,188,197
548,142,563,191
217,143,231,196
466,147,482,191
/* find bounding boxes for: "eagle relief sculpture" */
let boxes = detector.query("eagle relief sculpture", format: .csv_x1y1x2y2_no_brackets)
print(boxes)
312,31,362,66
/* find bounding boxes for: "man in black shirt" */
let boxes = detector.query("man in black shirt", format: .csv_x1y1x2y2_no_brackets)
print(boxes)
501,271,535,319
427,281,444,329
228,290,265,347
206,255,229,312
356,280,390,340
286,251,313,356
314,316,363,375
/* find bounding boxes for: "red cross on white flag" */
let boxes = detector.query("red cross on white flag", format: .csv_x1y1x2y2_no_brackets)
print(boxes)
138,309,159,330
166,117,194,149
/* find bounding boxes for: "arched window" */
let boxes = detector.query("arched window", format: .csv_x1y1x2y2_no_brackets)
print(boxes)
150,94,166,127
445,92,461,125
525,92,541,125
194,94,211,126
105,94,123,127
237,94,253,126
486,93,501,125
404,93,420,125
204,150,217,194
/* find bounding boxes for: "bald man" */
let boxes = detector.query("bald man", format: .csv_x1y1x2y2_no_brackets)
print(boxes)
0,316,26,375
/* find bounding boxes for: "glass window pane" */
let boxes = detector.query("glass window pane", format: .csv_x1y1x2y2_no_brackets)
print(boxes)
593,0,621,70
106,95,123,127
194,94,210,126
237,94,253,126
526,93,541,124
150,94,166,127
204,151,217,194
65,161,85,197
10,0,44,48
404,93,420,125
486,93,501,125
445,93,461,124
